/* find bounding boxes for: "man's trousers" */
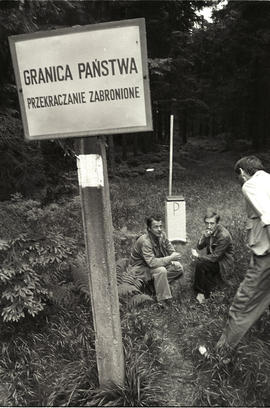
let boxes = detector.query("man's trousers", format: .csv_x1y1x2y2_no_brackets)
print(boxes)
217,252,270,349
193,260,221,298
129,263,183,301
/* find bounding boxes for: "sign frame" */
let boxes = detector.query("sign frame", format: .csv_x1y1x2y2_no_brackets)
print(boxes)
9,18,152,141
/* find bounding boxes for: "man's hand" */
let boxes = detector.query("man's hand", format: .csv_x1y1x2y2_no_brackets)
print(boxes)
191,248,199,260
198,229,211,246
169,252,181,262
171,260,182,269
203,229,212,238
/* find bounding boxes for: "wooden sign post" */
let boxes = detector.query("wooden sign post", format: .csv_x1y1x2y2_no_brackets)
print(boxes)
166,115,186,242
77,136,124,386
9,18,152,387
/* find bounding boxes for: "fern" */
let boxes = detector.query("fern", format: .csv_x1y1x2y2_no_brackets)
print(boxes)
118,283,140,297
129,294,154,306
116,257,143,291
70,254,90,297
51,282,77,308
70,255,151,308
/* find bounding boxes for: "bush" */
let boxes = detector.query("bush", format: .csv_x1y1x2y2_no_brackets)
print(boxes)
0,195,78,322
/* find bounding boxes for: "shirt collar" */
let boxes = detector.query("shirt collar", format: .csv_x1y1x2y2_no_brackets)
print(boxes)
147,230,163,246
245,170,265,184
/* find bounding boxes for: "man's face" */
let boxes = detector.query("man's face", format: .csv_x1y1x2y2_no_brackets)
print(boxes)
204,216,218,234
149,220,163,238
236,168,249,186
236,172,245,186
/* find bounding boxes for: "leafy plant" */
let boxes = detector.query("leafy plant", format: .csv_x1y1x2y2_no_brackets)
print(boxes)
0,235,51,322
70,253,153,308
0,195,78,322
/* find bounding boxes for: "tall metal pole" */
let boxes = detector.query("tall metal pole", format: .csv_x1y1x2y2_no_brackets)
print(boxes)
169,114,174,196
76,136,125,387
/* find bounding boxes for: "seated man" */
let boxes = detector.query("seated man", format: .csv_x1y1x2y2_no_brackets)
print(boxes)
128,215,184,305
192,208,234,301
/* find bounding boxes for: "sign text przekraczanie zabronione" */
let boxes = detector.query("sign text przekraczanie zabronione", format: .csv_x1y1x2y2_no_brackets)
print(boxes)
26,87,140,109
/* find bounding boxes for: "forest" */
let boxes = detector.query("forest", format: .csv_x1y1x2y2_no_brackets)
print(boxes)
0,1,270,406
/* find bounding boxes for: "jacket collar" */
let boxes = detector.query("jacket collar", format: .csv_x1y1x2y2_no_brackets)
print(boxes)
212,224,221,238
147,230,163,246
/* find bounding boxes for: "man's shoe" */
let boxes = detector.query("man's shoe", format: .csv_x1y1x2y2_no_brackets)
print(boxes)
215,340,232,364
164,298,173,306
199,344,232,364
155,301,166,310
155,298,173,310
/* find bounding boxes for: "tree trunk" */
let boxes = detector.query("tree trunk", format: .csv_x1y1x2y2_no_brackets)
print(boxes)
209,113,214,138
181,108,187,145
164,111,170,144
108,136,115,177
156,104,162,144
121,135,127,161
132,133,138,156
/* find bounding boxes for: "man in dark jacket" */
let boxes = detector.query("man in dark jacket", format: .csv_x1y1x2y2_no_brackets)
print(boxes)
192,208,234,300
128,215,183,304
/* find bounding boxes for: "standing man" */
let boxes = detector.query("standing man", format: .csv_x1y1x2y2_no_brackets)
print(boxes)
128,215,183,306
217,155,270,351
192,209,234,302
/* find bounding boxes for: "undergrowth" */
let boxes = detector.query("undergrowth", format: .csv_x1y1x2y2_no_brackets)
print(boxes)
0,145,270,406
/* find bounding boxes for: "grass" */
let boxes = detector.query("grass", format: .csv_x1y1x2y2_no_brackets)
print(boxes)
0,141,270,406
109,145,270,406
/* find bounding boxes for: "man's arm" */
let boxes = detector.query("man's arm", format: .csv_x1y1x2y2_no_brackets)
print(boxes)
197,234,209,250
141,240,177,268
242,182,270,227
163,236,176,255
198,236,231,263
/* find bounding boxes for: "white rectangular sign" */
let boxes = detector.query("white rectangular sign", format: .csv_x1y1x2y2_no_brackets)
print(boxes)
76,154,104,188
9,18,152,140
165,196,186,242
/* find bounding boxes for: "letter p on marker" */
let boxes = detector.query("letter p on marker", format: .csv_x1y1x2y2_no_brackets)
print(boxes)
173,202,180,216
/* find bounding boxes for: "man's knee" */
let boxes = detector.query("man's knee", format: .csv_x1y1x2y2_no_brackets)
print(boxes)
173,261,183,272
167,262,184,282
195,260,208,273
171,262,184,279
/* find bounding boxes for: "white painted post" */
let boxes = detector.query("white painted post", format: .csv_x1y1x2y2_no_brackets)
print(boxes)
169,114,174,196
166,114,187,243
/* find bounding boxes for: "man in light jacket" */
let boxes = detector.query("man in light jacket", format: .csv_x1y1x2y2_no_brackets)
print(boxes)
128,215,183,305
217,155,270,350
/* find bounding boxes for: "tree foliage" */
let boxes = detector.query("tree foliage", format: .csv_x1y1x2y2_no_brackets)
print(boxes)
0,1,270,200
191,1,270,147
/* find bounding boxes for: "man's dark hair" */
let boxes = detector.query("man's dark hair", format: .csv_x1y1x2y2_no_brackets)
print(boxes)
146,215,162,229
204,207,220,223
234,155,264,176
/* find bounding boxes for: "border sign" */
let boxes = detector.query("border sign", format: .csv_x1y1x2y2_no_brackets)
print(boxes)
9,18,152,141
